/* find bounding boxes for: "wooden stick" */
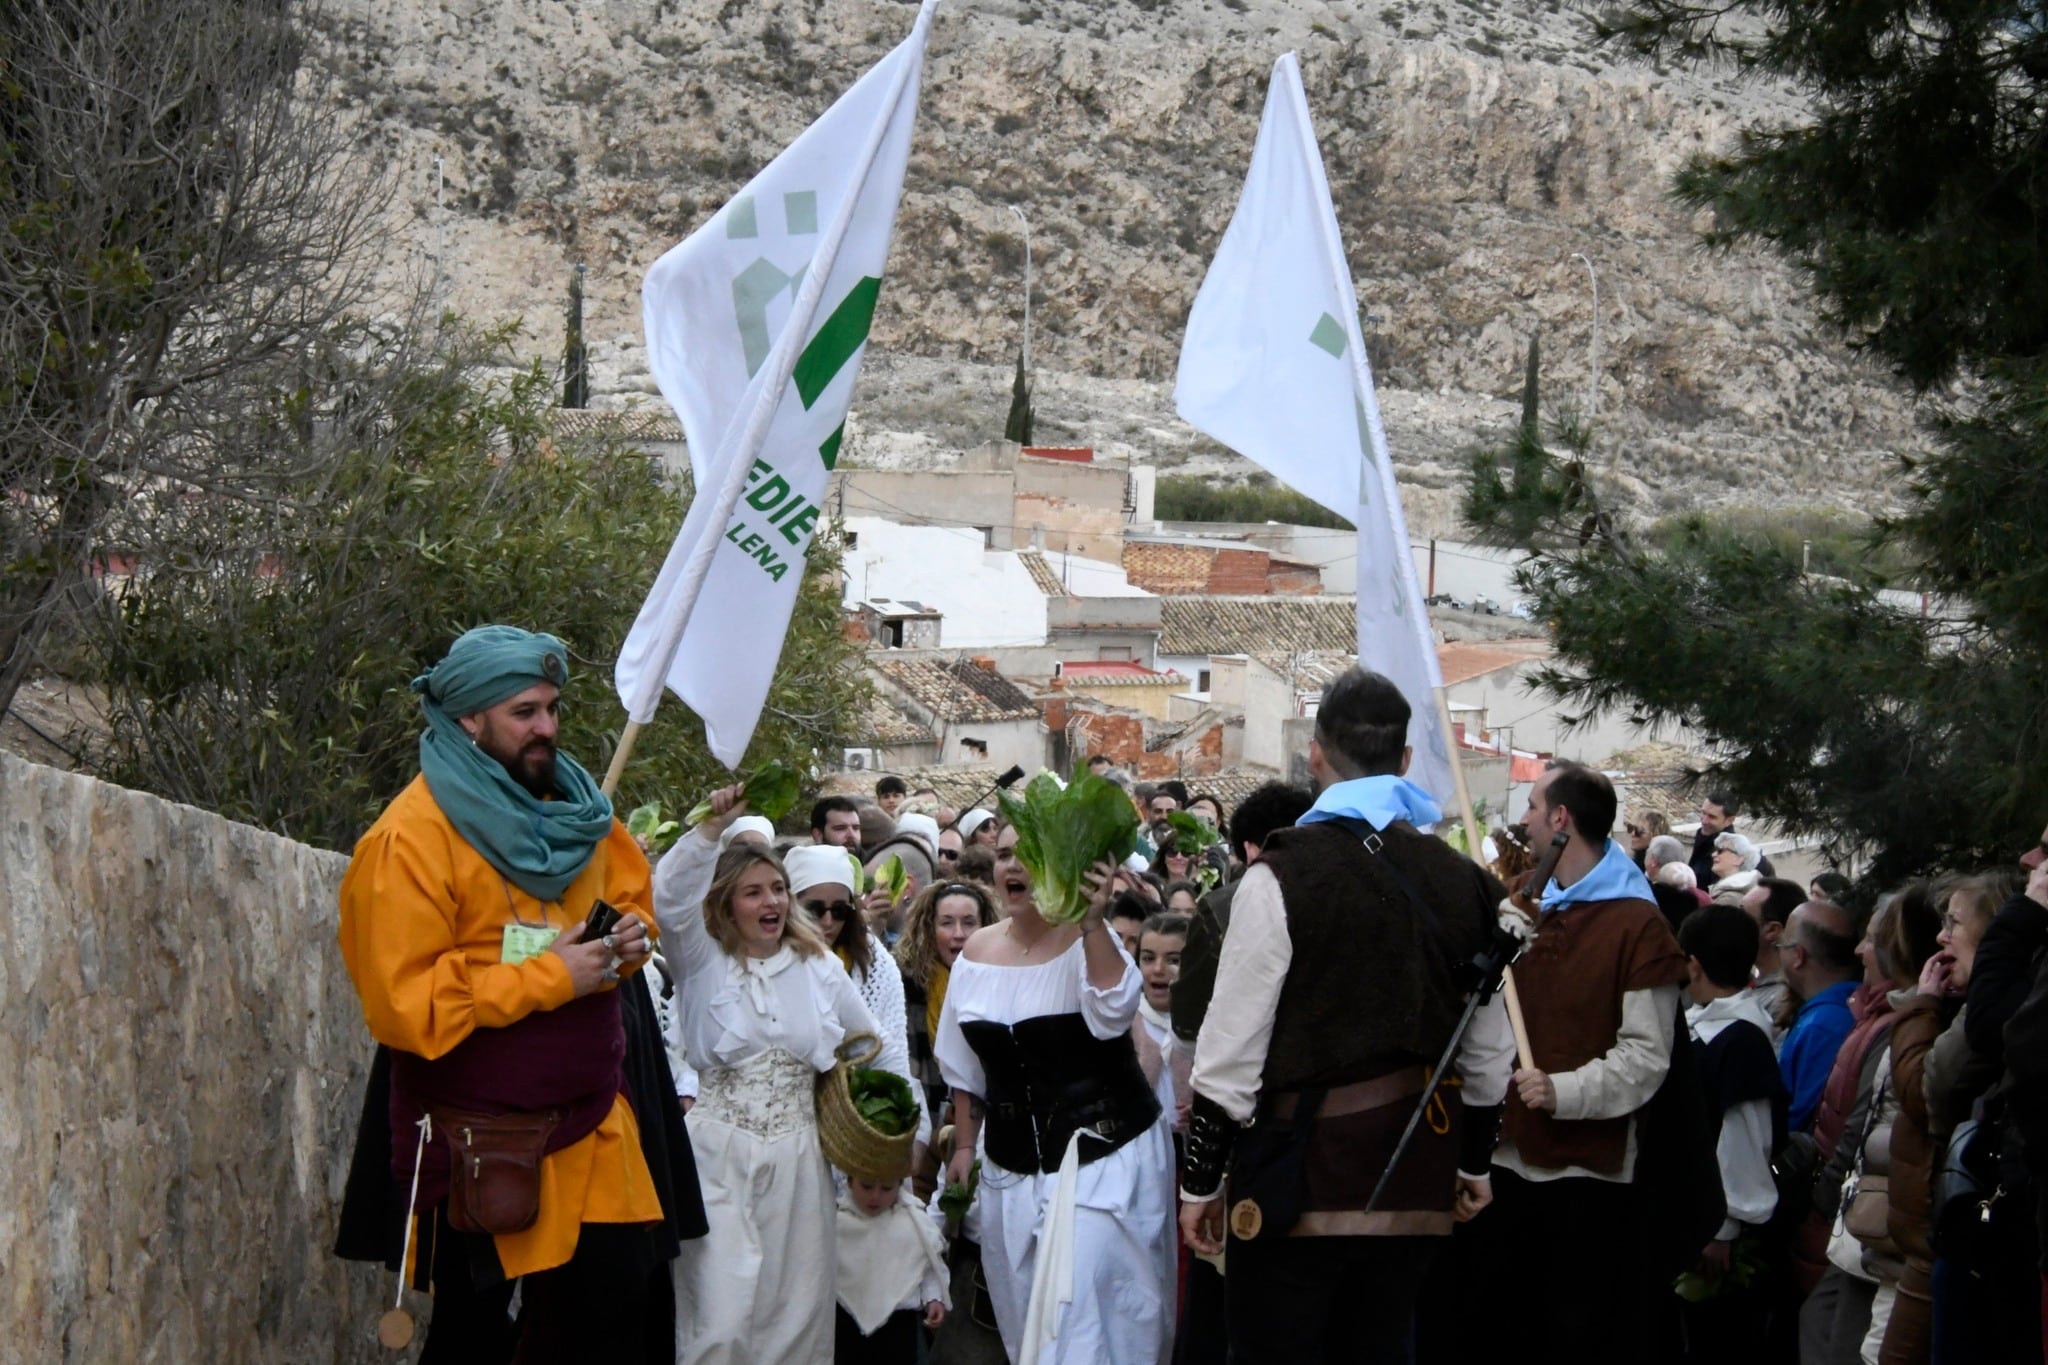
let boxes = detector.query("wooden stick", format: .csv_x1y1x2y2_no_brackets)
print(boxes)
1433,685,1537,1069
1432,685,1484,859
601,719,644,799
1501,965,1537,1073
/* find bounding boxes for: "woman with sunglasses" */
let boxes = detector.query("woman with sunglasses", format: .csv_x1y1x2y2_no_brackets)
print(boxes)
787,842,931,1159
653,788,915,1365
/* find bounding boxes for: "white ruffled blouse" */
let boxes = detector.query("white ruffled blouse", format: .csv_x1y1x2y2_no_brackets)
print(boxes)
652,828,878,1077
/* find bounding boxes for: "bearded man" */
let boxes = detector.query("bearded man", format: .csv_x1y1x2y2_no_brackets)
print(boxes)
334,625,702,1360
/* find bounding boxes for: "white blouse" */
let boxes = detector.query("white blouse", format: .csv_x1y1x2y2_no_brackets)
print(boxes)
652,827,878,1076
933,936,1143,1103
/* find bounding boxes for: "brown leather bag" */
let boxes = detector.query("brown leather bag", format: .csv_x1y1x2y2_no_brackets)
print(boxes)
431,1106,562,1236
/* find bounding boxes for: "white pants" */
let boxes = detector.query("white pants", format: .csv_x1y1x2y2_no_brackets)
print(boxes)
978,1122,1176,1365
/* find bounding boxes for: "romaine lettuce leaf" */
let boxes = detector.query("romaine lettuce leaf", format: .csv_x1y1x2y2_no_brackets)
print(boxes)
624,802,683,855
684,758,805,826
996,772,1140,923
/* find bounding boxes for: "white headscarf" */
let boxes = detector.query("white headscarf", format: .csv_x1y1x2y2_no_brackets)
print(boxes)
785,843,858,896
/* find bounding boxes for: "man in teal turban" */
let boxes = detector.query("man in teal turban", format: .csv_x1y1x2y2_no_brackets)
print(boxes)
336,625,704,1358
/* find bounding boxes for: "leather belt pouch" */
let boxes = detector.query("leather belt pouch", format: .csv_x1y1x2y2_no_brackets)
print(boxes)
431,1106,562,1236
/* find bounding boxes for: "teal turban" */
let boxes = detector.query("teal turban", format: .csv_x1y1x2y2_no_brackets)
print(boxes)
412,625,614,902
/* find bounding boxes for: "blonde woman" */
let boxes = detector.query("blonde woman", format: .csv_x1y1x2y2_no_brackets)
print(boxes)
654,787,884,1365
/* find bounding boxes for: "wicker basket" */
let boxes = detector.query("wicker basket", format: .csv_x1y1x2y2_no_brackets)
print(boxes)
816,1032,918,1184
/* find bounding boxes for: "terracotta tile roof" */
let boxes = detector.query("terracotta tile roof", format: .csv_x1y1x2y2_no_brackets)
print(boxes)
1435,640,1551,687
546,408,686,443
873,658,1040,723
859,695,937,747
1249,650,1355,689
1059,661,1182,686
1158,596,1358,656
1017,550,1066,597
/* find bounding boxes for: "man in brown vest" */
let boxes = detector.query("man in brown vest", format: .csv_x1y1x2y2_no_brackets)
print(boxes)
1464,761,1687,1364
1177,668,1515,1365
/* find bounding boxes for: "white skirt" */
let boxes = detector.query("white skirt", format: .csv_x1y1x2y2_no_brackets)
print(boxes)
673,1050,835,1365
978,1119,1177,1365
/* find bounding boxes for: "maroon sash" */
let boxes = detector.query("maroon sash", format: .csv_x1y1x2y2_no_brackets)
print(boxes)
388,989,624,1209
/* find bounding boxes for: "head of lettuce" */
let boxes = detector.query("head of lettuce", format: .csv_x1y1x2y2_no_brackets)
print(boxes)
996,772,1141,924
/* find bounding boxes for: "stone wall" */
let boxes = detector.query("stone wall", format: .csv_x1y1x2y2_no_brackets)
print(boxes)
0,753,386,1362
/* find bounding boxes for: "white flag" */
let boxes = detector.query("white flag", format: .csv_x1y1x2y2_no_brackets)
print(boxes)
1173,52,1455,807
618,3,933,766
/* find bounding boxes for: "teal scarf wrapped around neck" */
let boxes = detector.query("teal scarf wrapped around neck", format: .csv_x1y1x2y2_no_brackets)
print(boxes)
412,626,614,903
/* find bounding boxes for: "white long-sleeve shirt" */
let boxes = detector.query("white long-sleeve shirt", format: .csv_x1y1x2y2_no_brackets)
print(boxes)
1493,981,1682,1183
1688,991,1781,1237
1188,862,1517,1181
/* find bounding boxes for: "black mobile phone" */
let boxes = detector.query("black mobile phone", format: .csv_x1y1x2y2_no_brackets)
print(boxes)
582,898,622,945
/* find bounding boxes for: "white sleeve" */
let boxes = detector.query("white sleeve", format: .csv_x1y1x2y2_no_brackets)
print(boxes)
1716,1096,1779,1236
1077,935,1144,1040
658,980,699,1099
1457,993,1515,1109
862,961,931,1145
650,827,722,979
1551,984,1682,1122
1190,865,1293,1124
934,976,983,1098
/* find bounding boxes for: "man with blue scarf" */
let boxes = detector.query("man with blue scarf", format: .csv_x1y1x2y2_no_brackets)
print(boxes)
337,626,683,1360
1458,761,1689,1365
1177,668,1516,1364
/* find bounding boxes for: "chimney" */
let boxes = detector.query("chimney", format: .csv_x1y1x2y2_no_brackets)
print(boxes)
970,656,997,673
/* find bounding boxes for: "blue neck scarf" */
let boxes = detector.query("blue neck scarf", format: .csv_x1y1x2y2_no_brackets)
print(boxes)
1298,775,1443,833
412,626,614,903
1540,838,1656,913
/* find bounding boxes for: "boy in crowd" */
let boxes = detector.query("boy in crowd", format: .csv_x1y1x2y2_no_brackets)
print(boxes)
1677,903,1789,1358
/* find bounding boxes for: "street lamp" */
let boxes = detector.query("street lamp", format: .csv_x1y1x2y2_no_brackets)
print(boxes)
1009,205,1032,375
1570,251,1598,422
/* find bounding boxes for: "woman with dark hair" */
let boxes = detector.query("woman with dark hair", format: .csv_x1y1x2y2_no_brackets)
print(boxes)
1161,880,1201,915
936,823,1175,1365
653,789,889,1365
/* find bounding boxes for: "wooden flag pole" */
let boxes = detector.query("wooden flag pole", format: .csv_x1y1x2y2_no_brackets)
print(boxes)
1434,685,1536,1071
601,720,644,800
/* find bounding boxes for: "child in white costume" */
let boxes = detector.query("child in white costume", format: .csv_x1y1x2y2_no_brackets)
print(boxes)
834,1173,949,1363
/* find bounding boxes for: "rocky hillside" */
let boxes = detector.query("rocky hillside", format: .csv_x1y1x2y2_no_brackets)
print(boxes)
318,0,1924,533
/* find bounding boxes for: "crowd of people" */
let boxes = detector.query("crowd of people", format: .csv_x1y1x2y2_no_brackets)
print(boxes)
333,624,2048,1365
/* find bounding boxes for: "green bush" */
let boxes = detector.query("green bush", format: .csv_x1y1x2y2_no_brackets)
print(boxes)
1154,475,1353,530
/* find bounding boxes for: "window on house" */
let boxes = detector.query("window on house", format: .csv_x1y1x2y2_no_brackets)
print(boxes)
976,525,995,548
1198,669,1212,691
881,620,903,647
845,530,858,550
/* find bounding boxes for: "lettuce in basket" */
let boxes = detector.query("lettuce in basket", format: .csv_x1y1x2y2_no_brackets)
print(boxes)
684,758,804,827
625,802,683,855
848,1068,921,1138
997,772,1141,924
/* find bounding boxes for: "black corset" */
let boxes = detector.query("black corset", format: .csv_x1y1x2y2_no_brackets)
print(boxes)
958,1012,1161,1174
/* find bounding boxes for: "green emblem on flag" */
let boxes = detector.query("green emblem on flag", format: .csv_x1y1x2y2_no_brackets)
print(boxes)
1309,312,1347,358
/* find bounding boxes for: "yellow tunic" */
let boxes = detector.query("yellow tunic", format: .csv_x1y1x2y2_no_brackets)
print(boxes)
338,774,663,1280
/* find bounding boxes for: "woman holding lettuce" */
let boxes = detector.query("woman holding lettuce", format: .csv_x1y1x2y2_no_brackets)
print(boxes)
935,781,1176,1365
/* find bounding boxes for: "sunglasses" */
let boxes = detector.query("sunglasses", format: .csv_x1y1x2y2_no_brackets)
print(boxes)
1626,824,1643,837
937,848,960,862
801,898,855,920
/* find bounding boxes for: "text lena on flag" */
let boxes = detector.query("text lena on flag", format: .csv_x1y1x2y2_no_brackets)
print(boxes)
1173,50,1454,808
617,2,933,767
